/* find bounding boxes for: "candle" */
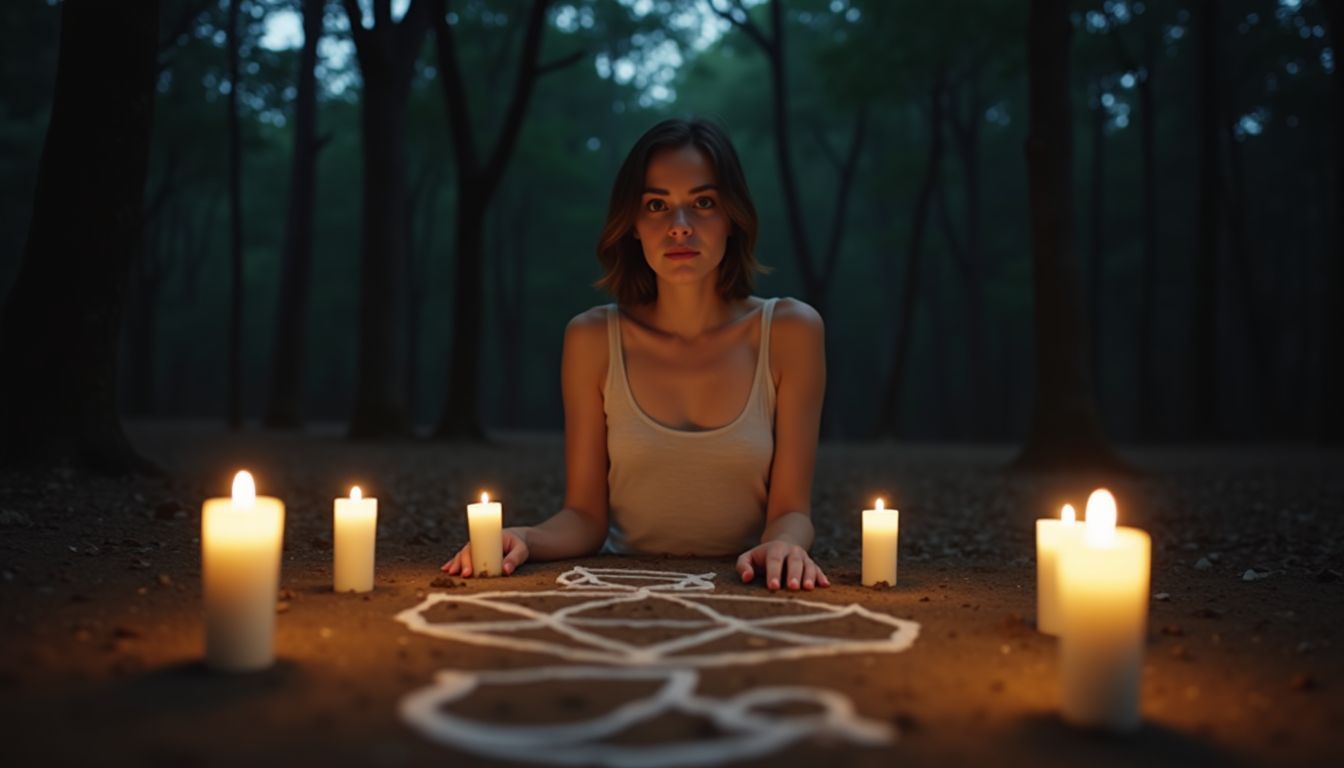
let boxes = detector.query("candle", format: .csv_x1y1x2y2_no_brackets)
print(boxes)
467,491,503,577
334,485,377,593
1035,503,1081,635
1058,488,1152,731
861,498,899,587
201,471,285,672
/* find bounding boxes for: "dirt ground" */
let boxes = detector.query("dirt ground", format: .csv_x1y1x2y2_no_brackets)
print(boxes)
1,422,1341,767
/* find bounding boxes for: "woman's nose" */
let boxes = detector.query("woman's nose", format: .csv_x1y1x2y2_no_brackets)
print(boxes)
668,207,692,238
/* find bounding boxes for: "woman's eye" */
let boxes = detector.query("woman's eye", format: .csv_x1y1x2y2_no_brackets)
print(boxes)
694,196,716,209
645,199,667,212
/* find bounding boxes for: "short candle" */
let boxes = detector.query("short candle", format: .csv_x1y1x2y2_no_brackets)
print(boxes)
333,485,377,593
1035,503,1081,636
861,498,899,587
1058,488,1152,731
201,470,285,672
467,491,503,577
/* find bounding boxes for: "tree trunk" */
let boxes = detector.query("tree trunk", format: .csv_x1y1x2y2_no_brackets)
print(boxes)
1011,0,1121,472
1224,122,1270,437
343,0,429,438
432,0,575,439
0,0,160,473
1191,0,1221,439
1136,29,1159,440
1323,1,1344,443
226,0,244,429
265,0,325,429
1088,81,1106,406
876,75,945,437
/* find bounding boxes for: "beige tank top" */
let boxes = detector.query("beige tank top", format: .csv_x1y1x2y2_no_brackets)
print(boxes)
603,298,778,556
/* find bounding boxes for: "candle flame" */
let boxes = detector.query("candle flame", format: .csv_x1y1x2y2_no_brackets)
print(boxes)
481,491,490,504
1061,503,1076,524
1084,488,1117,546
232,471,256,510
875,498,884,511
350,485,362,501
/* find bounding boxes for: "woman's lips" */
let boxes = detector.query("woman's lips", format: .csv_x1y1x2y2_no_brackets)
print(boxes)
665,250,698,260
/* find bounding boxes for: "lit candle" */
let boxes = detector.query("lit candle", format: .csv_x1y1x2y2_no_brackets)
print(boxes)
1058,488,1152,731
467,491,503,577
201,471,285,672
334,485,377,593
861,498,899,587
1035,503,1081,635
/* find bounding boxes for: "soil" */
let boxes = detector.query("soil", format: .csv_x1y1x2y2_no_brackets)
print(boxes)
1,422,1341,767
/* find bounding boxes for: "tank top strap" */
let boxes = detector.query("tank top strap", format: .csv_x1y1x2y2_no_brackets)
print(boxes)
757,298,780,415
604,304,623,400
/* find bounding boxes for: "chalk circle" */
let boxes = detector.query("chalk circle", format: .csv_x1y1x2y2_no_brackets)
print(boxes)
397,565,920,766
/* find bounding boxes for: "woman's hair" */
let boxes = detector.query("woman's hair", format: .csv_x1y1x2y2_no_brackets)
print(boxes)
595,118,764,305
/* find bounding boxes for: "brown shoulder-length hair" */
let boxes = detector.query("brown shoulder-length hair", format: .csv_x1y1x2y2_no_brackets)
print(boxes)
595,118,765,305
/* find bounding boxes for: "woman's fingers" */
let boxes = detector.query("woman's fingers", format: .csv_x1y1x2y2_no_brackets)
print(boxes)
785,547,805,590
801,560,818,591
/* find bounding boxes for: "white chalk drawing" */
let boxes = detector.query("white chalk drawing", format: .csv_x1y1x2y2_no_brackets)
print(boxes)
397,566,920,767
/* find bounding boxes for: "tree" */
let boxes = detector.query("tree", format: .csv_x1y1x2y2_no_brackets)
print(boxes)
1325,0,1344,444
226,0,245,429
1191,0,1221,439
265,0,328,428
1012,0,1121,472
341,0,431,437
431,0,581,439
0,0,161,472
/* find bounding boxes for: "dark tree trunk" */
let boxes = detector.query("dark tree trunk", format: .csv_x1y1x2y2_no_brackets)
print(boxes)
946,77,991,438
1136,32,1159,440
491,187,529,429
0,0,160,473
876,75,945,437
342,0,429,438
1323,2,1344,443
1011,0,1121,472
432,0,577,439
126,209,166,416
226,0,243,429
1224,122,1269,437
1088,81,1106,406
404,162,440,426
265,0,325,429
1191,0,1221,439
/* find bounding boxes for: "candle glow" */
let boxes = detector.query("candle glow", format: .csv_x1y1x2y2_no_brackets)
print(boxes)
334,483,378,593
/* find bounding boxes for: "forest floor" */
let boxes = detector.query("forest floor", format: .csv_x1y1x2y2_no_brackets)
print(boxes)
1,422,1341,767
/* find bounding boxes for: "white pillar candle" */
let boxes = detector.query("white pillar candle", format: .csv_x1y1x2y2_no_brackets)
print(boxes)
1035,503,1082,636
861,498,899,587
201,471,285,672
467,491,503,577
334,485,377,593
1058,488,1152,731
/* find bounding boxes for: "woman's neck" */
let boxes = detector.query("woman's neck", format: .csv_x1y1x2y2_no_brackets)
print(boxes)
637,281,744,343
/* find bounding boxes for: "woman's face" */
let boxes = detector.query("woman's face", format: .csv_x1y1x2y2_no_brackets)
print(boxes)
633,144,731,290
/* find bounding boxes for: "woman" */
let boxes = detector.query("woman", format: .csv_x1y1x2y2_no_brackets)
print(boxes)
442,118,829,591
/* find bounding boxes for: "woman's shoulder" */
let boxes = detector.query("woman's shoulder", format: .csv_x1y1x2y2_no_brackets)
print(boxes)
766,297,824,336
564,305,613,354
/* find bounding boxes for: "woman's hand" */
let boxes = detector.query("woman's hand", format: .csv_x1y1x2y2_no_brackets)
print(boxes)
735,540,830,591
440,527,531,577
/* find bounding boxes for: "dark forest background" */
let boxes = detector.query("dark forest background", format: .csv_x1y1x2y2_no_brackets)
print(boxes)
1,0,1339,463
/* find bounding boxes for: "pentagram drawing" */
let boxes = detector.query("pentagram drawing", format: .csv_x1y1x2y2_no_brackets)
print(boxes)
396,566,921,767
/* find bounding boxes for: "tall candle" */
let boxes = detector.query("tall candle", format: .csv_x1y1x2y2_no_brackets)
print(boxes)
201,471,285,672
334,485,377,593
861,498,899,587
1058,489,1151,731
467,491,503,577
1035,503,1081,635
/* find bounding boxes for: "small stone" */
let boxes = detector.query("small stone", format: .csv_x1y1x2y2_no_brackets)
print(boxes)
276,601,290,614
1296,641,1314,655
1170,644,1192,661
1243,569,1267,582
130,558,151,570
1161,624,1184,637
1193,607,1223,619
279,588,296,601
113,625,141,640
1153,592,1170,601
429,576,464,589
319,627,333,639
155,574,173,588
1195,557,1213,571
